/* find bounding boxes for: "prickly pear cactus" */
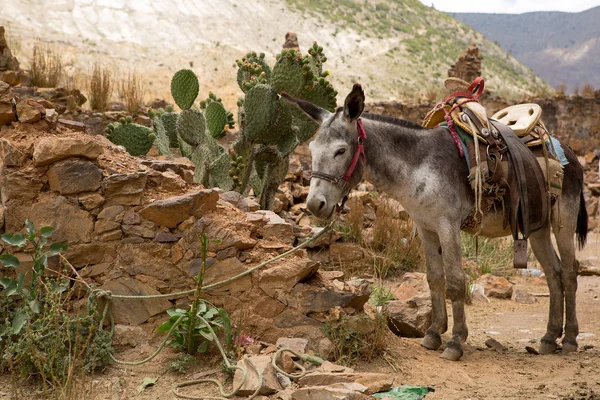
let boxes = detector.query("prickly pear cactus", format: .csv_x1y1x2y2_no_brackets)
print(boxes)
150,105,179,147
151,117,172,156
171,69,199,110
200,93,235,139
105,119,156,157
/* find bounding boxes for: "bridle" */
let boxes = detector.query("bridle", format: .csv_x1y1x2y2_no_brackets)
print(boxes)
310,118,367,210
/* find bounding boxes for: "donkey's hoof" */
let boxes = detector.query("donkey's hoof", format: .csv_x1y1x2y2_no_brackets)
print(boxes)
421,333,442,350
440,342,463,361
561,340,578,354
539,339,558,355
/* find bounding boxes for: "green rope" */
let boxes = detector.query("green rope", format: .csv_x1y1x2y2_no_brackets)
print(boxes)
91,221,334,399
271,348,324,380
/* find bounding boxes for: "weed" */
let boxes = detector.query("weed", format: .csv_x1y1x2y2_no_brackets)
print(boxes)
156,234,233,355
337,197,364,243
0,220,112,398
581,83,595,98
573,85,580,97
119,70,146,113
371,197,422,278
324,312,387,365
87,62,113,111
460,232,513,278
167,353,196,374
369,284,395,306
30,41,64,87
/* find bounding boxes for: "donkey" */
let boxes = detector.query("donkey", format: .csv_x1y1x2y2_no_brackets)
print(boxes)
282,84,588,361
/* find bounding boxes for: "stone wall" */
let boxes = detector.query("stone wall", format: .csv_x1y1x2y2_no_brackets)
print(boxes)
0,120,372,348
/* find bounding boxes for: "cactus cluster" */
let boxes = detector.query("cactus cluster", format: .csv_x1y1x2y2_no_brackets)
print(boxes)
105,116,156,156
162,42,336,209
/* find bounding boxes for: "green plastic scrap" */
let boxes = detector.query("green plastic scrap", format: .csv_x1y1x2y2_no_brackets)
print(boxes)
372,385,435,400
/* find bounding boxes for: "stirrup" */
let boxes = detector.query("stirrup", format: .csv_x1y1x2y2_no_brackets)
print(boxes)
513,239,528,269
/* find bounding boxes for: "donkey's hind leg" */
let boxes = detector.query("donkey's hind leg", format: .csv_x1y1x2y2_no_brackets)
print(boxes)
418,228,448,351
529,224,564,354
553,200,580,353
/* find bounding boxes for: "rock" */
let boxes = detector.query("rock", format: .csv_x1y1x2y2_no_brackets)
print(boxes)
512,288,537,304
33,137,103,167
113,325,148,348
290,386,372,400
0,138,26,167
485,338,508,352
122,223,155,239
100,277,171,325
276,337,308,355
232,355,284,396
29,196,94,244
256,210,295,245
470,283,490,303
300,288,370,313
57,119,88,132
329,243,364,263
0,27,20,70
318,338,334,360
140,189,219,228
122,209,141,225
317,361,354,374
385,274,432,338
103,173,147,206
65,243,116,267
476,273,513,299
94,219,121,235
97,205,125,221
98,230,123,241
283,32,300,50
448,43,482,84
0,81,15,125
79,262,111,278
78,192,105,210
16,100,41,123
47,159,103,195
154,232,180,243
160,170,187,192
202,257,251,294
253,297,286,318
259,259,320,297
298,372,393,395
191,216,257,252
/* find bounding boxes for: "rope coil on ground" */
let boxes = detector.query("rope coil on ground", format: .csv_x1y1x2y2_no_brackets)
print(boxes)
91,221,334,399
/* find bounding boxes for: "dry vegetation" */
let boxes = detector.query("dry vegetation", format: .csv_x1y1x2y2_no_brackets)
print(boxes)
87,63,113,111
581,83,595,98
30,41,64,88
119,70,146,113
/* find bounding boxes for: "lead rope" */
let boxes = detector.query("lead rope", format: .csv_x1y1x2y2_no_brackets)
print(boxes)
93,219,337,399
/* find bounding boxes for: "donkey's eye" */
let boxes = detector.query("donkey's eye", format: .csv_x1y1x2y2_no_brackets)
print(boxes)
334,148,346,157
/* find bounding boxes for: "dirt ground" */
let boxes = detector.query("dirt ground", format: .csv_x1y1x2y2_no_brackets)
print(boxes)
2,234,599,400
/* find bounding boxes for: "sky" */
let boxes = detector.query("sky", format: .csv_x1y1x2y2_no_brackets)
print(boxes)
418,0,600,14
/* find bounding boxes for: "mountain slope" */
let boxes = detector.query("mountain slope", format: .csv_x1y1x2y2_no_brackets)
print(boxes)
1,0,551,108
453,6,600,92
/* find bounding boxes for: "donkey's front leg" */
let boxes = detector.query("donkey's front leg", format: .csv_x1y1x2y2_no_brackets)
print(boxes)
438,223,468,361
418,228,448,351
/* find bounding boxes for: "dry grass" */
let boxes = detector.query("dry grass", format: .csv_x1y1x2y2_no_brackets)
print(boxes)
371,197,422,279
87,63,114,111
30,41,64,88
460,232,514,278
555,82,567,95
119,70,146,113
582,83,595,98
342,197,364,243
424,84,443,103
573,85,580,97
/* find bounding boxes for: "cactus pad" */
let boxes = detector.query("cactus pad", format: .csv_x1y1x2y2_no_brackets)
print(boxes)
152,118,172,156
205,101,230,139
106,120,156,156
171,69,199,110
177,109,206,146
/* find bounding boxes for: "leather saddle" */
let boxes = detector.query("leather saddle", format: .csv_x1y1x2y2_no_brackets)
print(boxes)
423,77,553,268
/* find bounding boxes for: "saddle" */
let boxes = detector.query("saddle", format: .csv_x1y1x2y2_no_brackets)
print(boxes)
423,77,561,268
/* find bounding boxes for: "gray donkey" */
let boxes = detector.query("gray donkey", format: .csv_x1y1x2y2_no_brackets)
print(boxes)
282,84,588,361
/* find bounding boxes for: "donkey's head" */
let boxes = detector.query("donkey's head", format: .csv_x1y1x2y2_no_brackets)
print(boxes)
282,84,366,219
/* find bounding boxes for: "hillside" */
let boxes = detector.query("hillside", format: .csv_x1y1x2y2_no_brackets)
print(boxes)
1,0,551,109
453,6,600,92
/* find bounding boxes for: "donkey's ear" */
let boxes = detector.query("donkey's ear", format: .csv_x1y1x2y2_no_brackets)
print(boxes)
280,92,330,124
343,84,365,122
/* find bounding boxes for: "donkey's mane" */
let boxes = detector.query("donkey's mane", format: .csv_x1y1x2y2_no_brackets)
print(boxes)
362,113,425,130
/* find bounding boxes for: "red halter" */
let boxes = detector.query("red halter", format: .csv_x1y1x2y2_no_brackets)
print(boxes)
311,118,367,193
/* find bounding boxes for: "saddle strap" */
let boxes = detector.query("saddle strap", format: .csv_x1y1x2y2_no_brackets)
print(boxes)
490,120,549,240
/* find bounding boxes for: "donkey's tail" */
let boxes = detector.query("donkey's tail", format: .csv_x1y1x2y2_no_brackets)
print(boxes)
577,189,588,250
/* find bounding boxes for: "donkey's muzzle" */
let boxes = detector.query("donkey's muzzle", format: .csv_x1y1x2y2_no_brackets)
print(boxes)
307,193,331,220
